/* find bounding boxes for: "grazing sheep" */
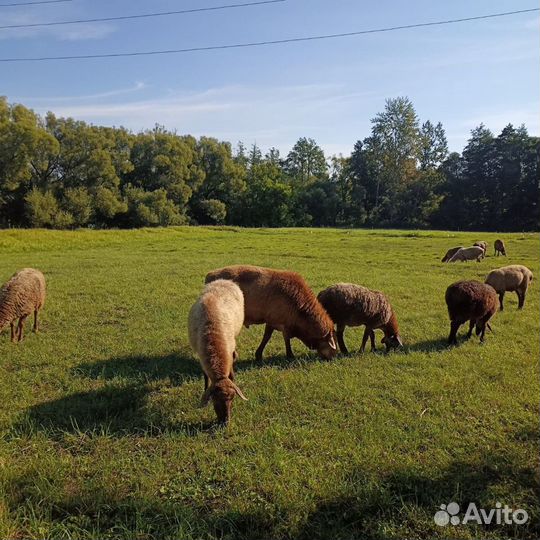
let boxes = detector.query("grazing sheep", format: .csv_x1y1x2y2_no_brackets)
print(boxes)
442,246,464,263
494,239,506,256
0,268,46,343
445,280,498,344
485,265,533,310
205,265,337,361
448,246,485,263
473,241,488,252
317,283,402,354
188,279,247,425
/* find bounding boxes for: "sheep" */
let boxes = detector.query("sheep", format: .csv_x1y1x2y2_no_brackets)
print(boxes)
494,239,506,256
317,283,402,354
205,265,337,361
442,246,464,263
0,268,46,343
448,246,485,263
473,241,488,253
188,279,247,425
485,265,533,310
445,280,498,344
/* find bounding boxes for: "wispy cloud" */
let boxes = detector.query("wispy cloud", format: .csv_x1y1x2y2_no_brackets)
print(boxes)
0,9,115,41
13,83,379,154
13,82,148,103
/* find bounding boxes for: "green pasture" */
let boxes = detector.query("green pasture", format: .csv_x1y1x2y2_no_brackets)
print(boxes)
0,227,538,539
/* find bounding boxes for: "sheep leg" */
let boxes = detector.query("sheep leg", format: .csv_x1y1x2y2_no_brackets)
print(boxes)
204,373,209,391
16,315,28,342
336,325,348,355
255,324,274,361
283,330,294,359
448,320,461,345
517,290,525,309
466,320,474,339
10,322,15,342
369,330,376,352
33,309,39,333
360,327,371,353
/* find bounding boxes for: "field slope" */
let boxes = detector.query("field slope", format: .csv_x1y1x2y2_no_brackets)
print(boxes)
0,227,538,540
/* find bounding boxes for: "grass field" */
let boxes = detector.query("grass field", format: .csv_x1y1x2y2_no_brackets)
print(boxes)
0,227,538,540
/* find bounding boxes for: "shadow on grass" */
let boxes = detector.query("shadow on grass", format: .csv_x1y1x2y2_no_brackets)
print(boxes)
72,351,200,385
405,336,449,353
11,383,217,439
6,448,538,539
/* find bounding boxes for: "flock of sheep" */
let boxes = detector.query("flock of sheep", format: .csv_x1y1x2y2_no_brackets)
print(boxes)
0,237,533,425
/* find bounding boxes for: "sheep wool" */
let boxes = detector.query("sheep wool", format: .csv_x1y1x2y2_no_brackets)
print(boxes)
317,283,402,354
0,268,46,343
188,279,247,425
485,265,533,310
448,246,485,263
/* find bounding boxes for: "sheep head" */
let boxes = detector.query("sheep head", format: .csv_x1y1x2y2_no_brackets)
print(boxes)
200,378,248,425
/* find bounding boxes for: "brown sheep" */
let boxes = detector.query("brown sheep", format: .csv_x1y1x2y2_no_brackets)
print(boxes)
188,279,247,425
485,265,533,310
441,246,463,263
445,280,498,345
494,239,506,256
473,241,488,252
205,265,337,361
0,268,46,343
317,283,402,354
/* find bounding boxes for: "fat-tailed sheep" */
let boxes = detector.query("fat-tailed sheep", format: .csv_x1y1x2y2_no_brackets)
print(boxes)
448,246,485,263
494,239,506,256
317,283,402,354
442,246,464,263
473,241,488,252
445,280,498,344
485,265,533,310
0,268,46,343
205,265,337,361
188,279,247,425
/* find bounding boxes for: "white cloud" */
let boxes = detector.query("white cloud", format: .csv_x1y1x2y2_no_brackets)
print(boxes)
0,9,115,41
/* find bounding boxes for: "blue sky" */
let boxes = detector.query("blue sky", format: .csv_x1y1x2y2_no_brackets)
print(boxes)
1,0,538,156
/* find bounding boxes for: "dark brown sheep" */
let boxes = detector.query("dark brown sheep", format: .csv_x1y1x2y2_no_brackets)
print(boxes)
441,246,464,263
445,280,498,345
494,239,506,256
317,283,402,354
205,265,337,361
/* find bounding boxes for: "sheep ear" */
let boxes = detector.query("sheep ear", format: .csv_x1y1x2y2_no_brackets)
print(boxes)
232,382,248,401
329,335,337,350
199,388,213,408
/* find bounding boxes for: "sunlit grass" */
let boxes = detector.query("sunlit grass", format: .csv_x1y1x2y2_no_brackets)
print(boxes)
0,227,538,539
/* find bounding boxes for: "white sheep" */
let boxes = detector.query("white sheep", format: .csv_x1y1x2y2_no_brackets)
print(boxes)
0,268,46,342
188,279,247,424
485,265,533,310
448,246,485,263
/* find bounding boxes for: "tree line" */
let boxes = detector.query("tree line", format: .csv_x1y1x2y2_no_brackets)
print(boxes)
1,96,538,231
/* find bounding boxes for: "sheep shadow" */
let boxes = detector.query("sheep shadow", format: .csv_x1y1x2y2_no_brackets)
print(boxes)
11,383,215,439
72,351,200,385
405,336,450,353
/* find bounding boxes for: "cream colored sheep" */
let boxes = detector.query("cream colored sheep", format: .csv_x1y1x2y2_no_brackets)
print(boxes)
0,268,46,343
485,265,533,310
473,241,488,252
448,246,485,263
188,279,247,425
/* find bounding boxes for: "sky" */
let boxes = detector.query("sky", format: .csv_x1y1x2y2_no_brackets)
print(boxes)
1,0,538,156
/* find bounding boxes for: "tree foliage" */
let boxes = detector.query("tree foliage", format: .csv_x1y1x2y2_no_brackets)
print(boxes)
0,96,537,231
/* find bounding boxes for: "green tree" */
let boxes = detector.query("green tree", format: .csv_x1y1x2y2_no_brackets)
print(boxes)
285,137,327,185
